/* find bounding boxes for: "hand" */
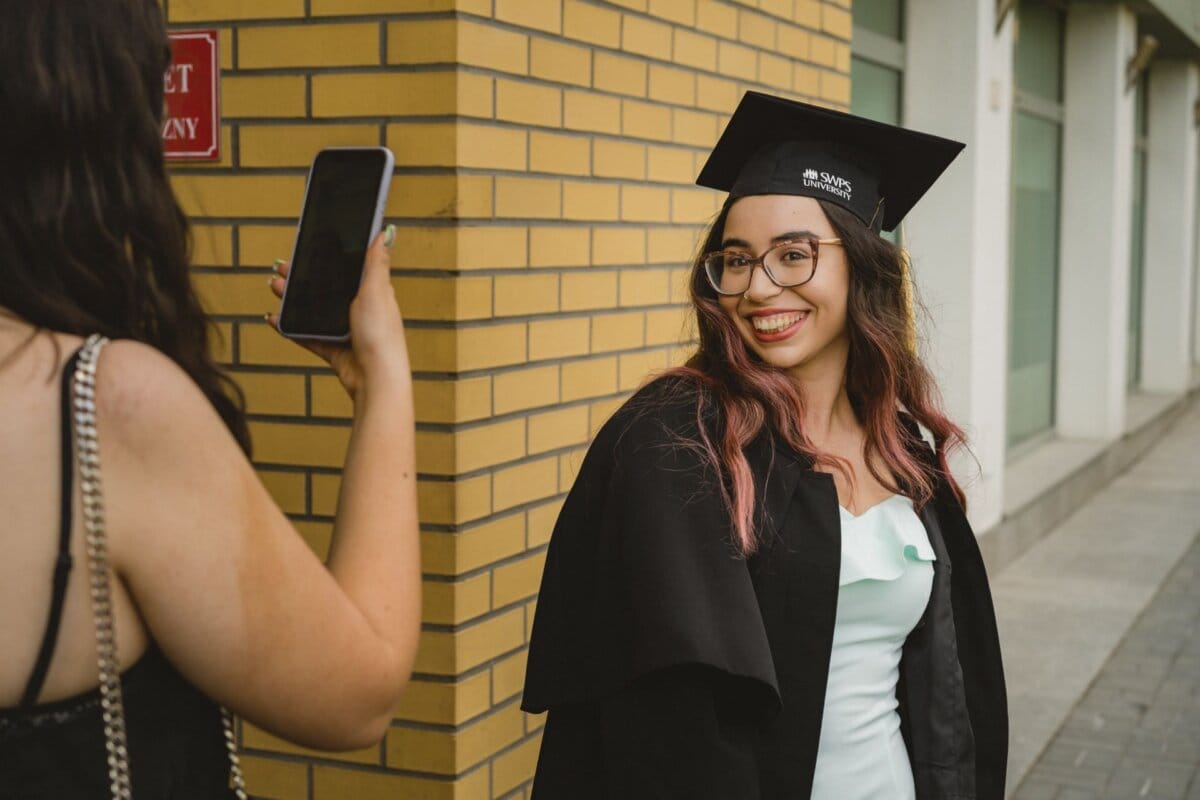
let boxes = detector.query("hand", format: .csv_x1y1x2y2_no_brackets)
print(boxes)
266,226,409,401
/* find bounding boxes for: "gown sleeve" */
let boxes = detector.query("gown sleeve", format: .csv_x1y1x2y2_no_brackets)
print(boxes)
934,481,1009,800
522,378,780,798
531,664,764,800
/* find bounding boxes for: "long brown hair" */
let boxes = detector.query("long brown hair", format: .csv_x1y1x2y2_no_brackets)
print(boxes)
659,197,969,556
0,0,248,452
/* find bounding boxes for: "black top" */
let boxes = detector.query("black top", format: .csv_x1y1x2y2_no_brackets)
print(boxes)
0,345,235,798
522,376,1008,799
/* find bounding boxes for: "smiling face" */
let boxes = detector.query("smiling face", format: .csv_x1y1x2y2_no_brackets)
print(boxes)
716,194,851,381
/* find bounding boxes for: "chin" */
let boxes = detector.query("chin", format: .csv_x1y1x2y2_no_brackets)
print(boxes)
737,323,845,376
747,345,802,371
738,329,814,372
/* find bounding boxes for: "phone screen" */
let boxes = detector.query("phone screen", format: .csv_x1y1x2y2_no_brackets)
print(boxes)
278,149,390,339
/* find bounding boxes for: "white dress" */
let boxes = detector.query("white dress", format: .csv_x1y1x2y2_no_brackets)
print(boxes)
809,494,936,800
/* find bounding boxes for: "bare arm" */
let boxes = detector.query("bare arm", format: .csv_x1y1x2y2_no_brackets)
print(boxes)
105,232,421,749
281,229,423,710
325,357,421,694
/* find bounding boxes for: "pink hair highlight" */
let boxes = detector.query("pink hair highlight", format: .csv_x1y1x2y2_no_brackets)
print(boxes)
651,199,971,557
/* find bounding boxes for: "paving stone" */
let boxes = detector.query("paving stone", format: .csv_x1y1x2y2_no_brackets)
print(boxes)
1013,781,1060,800
1186,771,1200,800
1058,788,1101,800
1014,536,1200,799
1025,763,1110,792
997,403,1200,789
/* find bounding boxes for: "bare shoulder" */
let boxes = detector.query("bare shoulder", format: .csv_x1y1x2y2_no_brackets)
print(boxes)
93,339,231,454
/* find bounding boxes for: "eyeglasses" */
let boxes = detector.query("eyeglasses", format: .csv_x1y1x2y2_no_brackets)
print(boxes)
702,236,843,296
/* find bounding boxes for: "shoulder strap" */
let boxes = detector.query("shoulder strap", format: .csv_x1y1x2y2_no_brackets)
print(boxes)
19,344,87,709
71,335,247,800
71,334,136,800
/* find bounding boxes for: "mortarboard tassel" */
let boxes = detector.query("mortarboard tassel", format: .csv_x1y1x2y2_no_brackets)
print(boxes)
898,246,917,357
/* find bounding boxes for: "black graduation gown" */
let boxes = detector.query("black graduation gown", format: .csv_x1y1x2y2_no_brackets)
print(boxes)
521,377,1008,799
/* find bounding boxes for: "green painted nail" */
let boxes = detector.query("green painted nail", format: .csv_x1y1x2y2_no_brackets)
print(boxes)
383,224,396,249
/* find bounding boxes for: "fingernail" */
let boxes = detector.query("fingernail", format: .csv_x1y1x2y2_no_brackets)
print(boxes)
383,224,396,249
272,258,285,274
263,312,273,323
267,276,276,287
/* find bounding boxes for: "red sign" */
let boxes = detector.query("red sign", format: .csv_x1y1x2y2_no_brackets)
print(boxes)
164,30,220,161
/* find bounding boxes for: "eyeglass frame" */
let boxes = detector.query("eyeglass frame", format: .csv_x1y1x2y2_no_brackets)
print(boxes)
701,236,844,297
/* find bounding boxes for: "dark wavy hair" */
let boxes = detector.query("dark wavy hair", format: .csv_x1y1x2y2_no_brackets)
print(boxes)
659,196,969,556
0,0,248,452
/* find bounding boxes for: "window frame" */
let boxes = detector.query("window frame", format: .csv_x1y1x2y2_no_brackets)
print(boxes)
1005,0,1067,454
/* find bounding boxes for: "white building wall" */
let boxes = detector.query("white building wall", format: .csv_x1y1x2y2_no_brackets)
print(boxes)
1056,4,1138,439
902,0,1014,533
863,0,1199,544
1142,60,1200,393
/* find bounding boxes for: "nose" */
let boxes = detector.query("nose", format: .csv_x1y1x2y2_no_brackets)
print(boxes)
742,262,782,303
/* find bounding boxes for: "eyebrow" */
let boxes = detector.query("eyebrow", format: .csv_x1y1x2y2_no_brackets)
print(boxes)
720,230,820,249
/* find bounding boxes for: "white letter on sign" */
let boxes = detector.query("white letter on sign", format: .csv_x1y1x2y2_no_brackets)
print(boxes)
164,63,195,94
162,117,201,140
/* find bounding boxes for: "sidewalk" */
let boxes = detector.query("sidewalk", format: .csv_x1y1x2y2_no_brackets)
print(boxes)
1013,537,1200,798
991,396,1200,797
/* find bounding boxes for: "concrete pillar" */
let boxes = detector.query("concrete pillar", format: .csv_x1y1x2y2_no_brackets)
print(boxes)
902,0,1013,532
1056,4,1137,439
1142,61,1200,393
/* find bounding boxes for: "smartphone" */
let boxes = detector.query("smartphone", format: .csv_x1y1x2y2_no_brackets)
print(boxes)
277,147,394,341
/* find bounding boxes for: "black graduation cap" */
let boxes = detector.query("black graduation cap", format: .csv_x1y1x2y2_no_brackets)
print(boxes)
696,91,965,232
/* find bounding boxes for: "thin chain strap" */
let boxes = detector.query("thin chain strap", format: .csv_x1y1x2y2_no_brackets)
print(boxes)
74,335,131,799
73,334,248,800
223,707,248,799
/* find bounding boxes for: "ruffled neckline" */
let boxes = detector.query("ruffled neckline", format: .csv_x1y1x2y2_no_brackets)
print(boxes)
838,494,936,586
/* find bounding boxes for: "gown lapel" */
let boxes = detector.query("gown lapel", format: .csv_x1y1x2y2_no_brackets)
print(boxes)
745,436,842,798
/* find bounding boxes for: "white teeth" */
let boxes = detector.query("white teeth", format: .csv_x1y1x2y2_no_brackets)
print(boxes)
750,311,807,333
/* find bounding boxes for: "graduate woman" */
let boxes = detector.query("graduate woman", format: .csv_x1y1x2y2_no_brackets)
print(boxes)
521,92,1008,799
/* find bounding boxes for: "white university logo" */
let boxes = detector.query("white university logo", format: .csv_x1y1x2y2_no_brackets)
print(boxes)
802,168,853,201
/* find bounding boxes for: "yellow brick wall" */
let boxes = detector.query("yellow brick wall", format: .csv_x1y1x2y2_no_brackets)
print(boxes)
166,0,849,797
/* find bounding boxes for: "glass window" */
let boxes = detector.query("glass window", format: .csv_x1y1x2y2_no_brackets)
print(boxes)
1014,1,1064,102
1127,76,1149,389
851,56,901,243
851,57,901,125
1127,150,1147,387
853,0,903,39
1007,0,1065,450
851,0,903,243
1008,113,1062,446
1136,73,1150,137
1193,155,1199,364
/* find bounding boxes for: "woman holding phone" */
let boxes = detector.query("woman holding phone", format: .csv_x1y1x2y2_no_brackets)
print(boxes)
0,1,421,796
